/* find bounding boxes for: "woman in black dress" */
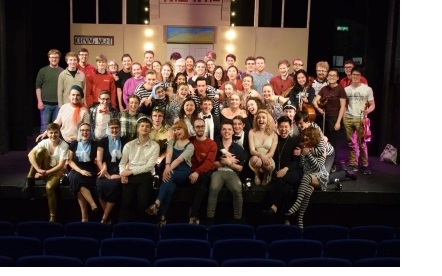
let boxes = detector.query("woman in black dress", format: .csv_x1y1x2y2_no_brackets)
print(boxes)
96,119,127,224
68,123,99,222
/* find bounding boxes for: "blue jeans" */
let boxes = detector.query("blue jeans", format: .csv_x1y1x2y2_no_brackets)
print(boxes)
157,167,191,216
40,104,59,133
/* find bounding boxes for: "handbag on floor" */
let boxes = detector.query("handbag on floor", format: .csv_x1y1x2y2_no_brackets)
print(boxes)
380,144,398,164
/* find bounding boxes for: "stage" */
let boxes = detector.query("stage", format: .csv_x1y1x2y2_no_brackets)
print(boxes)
0,135,400,228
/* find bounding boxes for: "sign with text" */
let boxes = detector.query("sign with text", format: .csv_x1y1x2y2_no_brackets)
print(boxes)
74,36,114,46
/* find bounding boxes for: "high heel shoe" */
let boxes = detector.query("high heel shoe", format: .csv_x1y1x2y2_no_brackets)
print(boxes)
91,203,99,213
146,203,159,215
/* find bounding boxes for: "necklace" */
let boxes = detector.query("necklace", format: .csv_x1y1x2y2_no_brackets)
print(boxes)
277,136,289,171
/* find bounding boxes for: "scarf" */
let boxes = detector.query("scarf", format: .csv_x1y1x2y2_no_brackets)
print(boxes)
71,102,83,125
76,140,91,162
108,136,122,162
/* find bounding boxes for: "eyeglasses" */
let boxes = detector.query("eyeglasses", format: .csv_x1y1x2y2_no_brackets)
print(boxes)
109,64,117,67
317,70,327,73
294,63,303,66
327,74,338,78
100,98,110,101
351,73,361,76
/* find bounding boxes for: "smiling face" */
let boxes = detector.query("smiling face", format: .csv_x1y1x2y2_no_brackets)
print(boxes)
233,118,244,134
247,99,258,115
137,121,152,137
184,100,196,116
283,109,295,121
173,127,185,140
177,84,189,99
193,120,205,137
226,57,235,67
316,66,327,81
207,60,215,73
227,67,238,81
256,112,268,129
69,89,82,104
297,73,307,87
66,56,78,70
128,97,140,113
79,124,91,141
122,56,132,70
109,124,120,138
108,61,118,74
242,76,253,89
201,100,213,114
224,83,235,98
262,85,274,100
296,120,310,132
47,129,60,142
255,58,265,73
221,123,234,139
97,60,107,71
214,68,224,81
195,62,206,76
278,122,291,138
155,87,166,99
185,58,194,71
153,61,162,73
229,94,241,108
278,63,289,77
161,64,172,81
132,63,142,78
144,53,154,66
245,59,255,73
48,53,60,67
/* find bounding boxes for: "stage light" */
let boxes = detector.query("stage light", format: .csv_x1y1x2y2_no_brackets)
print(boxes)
231,23,235,27
144,19,149,24
226,29,236,40
231,12,236,16
144,7,149,12
144,42,153,51
144,29,153,37
226,44,234,52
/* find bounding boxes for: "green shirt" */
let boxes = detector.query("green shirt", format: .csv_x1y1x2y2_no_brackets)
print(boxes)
35,65,63,103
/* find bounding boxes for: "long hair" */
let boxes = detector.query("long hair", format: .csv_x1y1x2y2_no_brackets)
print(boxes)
172,119,190,140
253,109,273,136
178,98,199,125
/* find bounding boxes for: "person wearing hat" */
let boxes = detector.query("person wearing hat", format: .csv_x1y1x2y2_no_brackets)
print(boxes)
36,85,90,144
282,100,300,137
119,116,160,222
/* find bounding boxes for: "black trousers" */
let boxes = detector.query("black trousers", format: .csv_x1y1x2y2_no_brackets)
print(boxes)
189,171,213,218
119,173,153,222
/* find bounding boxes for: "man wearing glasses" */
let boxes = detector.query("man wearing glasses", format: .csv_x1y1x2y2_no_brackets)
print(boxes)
77,48,96,78
89,90,119,141
35,49,64,133
340,60,368,87
291,58,304,77
312,68,347,172
343,67,375,175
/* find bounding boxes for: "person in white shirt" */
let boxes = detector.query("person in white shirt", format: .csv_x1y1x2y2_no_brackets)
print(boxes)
199,97,220,140
118,116,160,221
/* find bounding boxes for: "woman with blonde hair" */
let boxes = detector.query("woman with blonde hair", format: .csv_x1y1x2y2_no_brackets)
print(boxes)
248,109,278,185
146,119,194,227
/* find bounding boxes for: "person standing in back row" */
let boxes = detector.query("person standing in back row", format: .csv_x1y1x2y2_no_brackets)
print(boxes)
36,49,64,133
343,67,375,175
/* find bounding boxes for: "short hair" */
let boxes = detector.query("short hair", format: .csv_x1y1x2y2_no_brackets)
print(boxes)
277,115,292,126
195,60,207,67
195,76,208,85
47,49,61,57
277,60,290,67
344,59,355,66
294,111,310,123
245,56,255,64
121,53,132,61
145,69,157,76
328,68,340,75
232,115,244,124
292,58,303,65
221,120,234,128
144,50,154,56
255,56,266,62
46,123,60,132
79,48,89,53
128,94,140,103
207,51,217,60
170,52,182,60
176,58,185,64
193,118,205,127
65,51,78,62
108,118,120,126
316,61,329,71
99,90,110,97
226,54,237,61
151,105,165,115
96,54,107,62
172,119,190,139
201,97,213,104
351,66,363,75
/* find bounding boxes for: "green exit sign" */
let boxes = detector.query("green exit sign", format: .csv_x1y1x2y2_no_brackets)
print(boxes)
337,26,349,31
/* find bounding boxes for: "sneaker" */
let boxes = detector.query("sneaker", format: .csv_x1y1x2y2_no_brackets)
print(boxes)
345,170,358,180
360,166,372,175
189,217,200,225
343,164,359,172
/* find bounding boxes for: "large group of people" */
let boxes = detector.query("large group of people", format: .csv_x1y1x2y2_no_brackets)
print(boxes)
25,48,375,228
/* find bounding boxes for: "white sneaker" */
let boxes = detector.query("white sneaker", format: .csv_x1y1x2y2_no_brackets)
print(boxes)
189,217,200,224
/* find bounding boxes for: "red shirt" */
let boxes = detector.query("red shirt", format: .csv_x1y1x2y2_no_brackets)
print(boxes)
189,136,217,175
339,76,368,87
86,70,117,108
78,63,96,78
270,75,294,96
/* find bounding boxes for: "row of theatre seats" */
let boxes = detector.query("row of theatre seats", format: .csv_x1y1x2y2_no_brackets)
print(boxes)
0,221,400,267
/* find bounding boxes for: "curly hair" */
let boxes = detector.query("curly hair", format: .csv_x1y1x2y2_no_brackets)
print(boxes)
253,109,273,136
301,127,322,148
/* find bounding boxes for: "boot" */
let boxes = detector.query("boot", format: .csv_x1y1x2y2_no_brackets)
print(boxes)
22,178,36,199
